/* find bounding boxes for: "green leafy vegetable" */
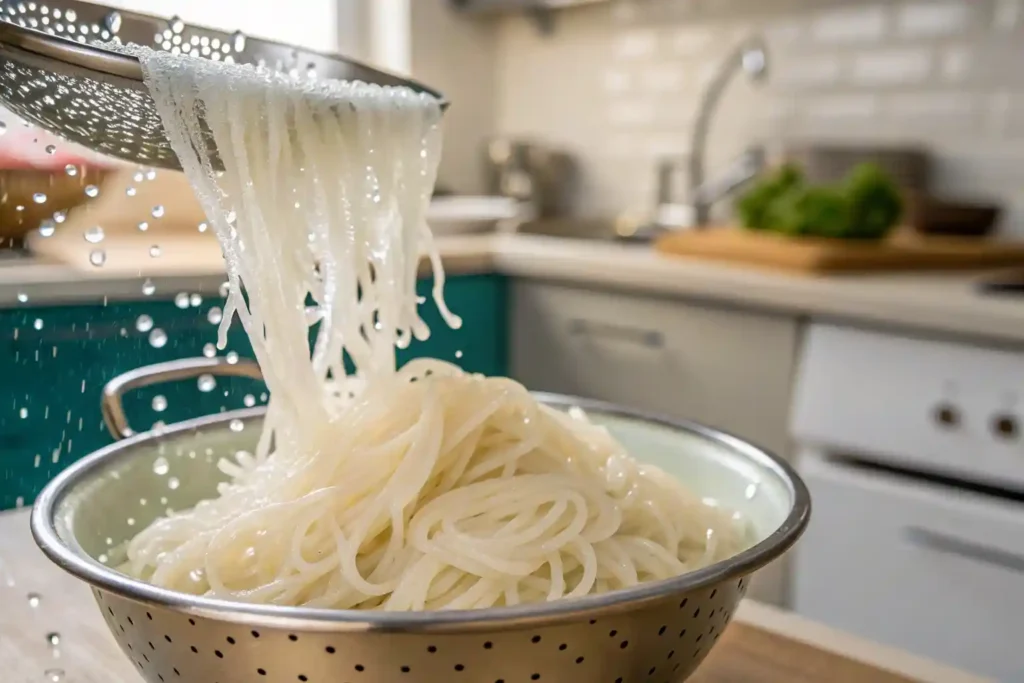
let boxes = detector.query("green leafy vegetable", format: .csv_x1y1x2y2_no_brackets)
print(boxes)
765,186,851,238
844,162,904,240
735,163,803,231
735,161,902,240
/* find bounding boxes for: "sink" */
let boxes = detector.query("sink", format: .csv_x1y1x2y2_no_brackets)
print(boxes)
515,217,663,243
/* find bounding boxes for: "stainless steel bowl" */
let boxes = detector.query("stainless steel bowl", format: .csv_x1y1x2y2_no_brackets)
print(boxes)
32,358,810,683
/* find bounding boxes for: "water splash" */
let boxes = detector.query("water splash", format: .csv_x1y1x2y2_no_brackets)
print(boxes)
149,328,168,348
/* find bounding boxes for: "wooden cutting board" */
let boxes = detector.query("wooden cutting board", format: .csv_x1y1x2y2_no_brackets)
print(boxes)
655,228,1024,274
0,510,984,683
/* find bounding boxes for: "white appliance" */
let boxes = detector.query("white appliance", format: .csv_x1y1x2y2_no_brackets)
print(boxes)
790,323,1024,683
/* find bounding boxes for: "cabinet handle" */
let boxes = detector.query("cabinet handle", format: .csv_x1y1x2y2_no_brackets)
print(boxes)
102,357,264,440
568,318,664,349
905,526,1024,574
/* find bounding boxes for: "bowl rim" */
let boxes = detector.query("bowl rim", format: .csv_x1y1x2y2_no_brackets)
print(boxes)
31,392,810,632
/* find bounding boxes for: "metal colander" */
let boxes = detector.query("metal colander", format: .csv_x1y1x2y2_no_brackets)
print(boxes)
0,0,445,170
31,358,810,683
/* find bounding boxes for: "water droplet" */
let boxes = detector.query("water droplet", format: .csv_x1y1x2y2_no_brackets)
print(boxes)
44,668,63,682
137,221,149,232
125,186,136,197
243,394,256,407
149,328,168,348
84,225,104,243
229,419,244,432
151,205,165,219
218,281,230,298
170,16,184,33
105,10,121,33
189,293,202,307
141,279,155,296
135,314,153,333
38,220,55,237
46,632,60,646
202,343,216,358
232,30,246,52
19,407,28,419
0,121,7,135
152,456,169,475
146,169,157,181
197,221,208,233
88,249,106,267
32,192,46,203
53,210,66,223
174,292,189,309
197,374,216,392
168,477,180,490
133,170,145,183
455,350,463,359
151,395,167,412
84,184,99,198
44,144,56,155
226,351,239,365
64,164,77,176
260,392,268,402
207,307,223,324
27,592,41,607
149,245,162,258
16,292,28,303
126,517,136,526
33,318,43,330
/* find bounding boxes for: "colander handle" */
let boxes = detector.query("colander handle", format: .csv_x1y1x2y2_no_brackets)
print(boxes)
101,357,264,440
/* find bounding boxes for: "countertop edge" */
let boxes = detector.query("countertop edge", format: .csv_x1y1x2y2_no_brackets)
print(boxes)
6,232,1024,344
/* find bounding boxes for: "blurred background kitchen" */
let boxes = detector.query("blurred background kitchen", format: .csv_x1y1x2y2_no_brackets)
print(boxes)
0,0,1022,681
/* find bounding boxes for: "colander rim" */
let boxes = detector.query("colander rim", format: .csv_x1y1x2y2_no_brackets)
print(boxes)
31,393,811,632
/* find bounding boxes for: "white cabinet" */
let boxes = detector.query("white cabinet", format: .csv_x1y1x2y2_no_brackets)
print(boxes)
795,455,1024,682
509,280,801,605
510,280,799,455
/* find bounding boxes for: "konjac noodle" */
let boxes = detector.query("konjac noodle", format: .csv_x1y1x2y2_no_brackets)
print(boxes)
118,47,748,610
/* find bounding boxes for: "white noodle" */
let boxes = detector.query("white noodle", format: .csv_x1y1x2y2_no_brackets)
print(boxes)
119,47,748,610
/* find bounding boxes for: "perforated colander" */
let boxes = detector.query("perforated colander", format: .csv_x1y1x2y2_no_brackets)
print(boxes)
31,358,810,683
0,0,445,170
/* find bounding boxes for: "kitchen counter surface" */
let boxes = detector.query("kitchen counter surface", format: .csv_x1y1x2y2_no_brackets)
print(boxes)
7,231,1024,344
0,509,986,683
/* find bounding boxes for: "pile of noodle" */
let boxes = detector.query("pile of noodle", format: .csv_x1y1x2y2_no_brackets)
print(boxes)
118,47,748,610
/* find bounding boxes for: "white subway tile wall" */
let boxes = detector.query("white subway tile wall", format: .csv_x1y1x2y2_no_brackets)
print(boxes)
494,0,1024,236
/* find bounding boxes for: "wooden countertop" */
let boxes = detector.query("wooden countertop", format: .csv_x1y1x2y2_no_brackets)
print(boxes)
0,510,986,683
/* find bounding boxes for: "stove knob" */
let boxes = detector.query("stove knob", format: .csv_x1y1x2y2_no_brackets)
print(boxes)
933,403,960,428
992,414,1019,440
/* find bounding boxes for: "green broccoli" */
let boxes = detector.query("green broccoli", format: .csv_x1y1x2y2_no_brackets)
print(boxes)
736,164,804,230
765,185,851,238
843,162,903,240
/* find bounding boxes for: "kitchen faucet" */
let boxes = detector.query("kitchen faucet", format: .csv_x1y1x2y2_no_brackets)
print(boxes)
687,35,770,227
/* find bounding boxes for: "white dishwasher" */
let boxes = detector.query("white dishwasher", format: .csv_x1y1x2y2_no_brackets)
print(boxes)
790,324,1024,683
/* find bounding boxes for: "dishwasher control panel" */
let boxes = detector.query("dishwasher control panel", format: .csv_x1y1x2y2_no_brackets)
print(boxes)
790,323,1024,488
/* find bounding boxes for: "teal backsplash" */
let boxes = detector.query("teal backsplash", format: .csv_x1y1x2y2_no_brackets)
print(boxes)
0,274,507,510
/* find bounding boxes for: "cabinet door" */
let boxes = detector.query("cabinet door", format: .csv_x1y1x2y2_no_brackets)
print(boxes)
795,455,1024,682
0,274,507,511
510,281,798,456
